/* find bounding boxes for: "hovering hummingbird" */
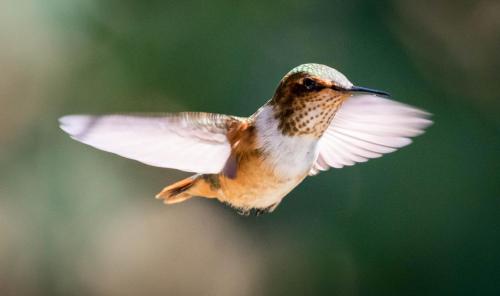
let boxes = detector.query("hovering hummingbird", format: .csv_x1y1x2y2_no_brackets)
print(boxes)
59,63,432,215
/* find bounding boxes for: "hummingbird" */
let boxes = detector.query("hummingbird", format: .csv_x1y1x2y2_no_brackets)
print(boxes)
59,63,432,215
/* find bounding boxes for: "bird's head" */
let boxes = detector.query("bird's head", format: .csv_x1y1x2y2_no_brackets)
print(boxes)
270,63,389,137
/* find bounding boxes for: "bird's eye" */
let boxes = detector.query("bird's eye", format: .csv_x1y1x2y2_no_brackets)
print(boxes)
303,78,316,90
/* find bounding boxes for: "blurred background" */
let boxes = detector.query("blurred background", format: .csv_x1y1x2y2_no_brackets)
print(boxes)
1,0,499,295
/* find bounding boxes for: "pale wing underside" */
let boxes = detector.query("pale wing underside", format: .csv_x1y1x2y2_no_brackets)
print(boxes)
310,94,432,175
59,112,239,174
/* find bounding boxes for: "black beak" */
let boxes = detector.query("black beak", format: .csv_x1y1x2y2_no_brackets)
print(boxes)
350,86,391,97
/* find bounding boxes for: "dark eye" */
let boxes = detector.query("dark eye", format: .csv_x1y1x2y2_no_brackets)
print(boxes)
303,78,316,90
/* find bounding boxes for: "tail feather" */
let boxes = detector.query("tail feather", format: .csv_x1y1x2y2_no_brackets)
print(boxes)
156,176,197,204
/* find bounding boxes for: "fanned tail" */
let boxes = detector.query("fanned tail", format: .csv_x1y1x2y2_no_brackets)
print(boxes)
156,175,198,204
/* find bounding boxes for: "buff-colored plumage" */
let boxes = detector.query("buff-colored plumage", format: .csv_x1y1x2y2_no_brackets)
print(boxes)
59,63,432,214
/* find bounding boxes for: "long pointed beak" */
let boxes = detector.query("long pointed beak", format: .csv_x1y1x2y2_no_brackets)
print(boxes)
350,86,391,98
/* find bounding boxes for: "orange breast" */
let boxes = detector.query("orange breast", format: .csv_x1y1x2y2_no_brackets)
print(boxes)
213,151,306,211
192,117,308,211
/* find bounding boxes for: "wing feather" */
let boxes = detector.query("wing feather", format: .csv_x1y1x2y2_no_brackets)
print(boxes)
311,95,432,175
59,112,239,174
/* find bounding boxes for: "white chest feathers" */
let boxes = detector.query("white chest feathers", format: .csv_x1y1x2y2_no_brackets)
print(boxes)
255,105,319,179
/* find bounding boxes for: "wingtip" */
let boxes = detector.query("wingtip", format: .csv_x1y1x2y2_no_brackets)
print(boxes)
414,112,434,133
58,115,95,137
58,115,73,134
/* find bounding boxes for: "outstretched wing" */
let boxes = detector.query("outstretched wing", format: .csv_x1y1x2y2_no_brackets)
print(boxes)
59,112,240,174
310,94,432,175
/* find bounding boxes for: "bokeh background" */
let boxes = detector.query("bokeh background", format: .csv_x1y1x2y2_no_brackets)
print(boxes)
1,0,499,295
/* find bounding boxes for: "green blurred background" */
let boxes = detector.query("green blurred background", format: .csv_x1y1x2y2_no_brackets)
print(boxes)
1,0,499,295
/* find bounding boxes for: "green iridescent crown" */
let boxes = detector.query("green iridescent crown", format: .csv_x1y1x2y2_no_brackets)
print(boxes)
285,63,353,89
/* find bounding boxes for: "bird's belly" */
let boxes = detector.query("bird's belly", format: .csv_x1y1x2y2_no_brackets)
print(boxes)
219,177,304,212
216,154,308,211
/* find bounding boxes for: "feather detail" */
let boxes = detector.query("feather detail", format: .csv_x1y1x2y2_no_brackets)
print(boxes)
59,112,243,174
310,94,432,174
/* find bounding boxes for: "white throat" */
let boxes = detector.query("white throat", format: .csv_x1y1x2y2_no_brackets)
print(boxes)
255,105,319,179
